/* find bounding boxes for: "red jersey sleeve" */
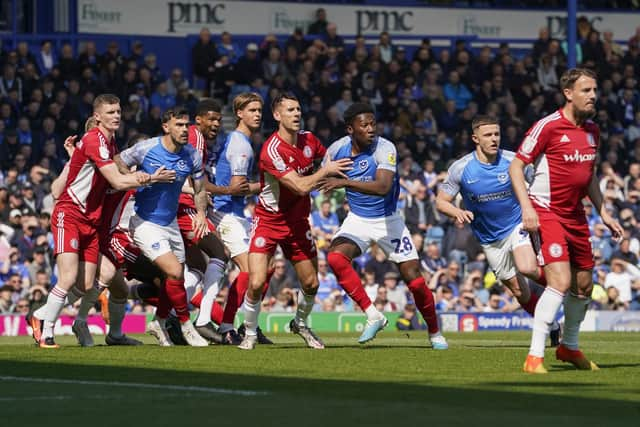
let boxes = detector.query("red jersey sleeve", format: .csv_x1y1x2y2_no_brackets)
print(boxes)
81,130,114,169
516,118,553,165
188,125,207,163
261,141,294,179
312,133,326,159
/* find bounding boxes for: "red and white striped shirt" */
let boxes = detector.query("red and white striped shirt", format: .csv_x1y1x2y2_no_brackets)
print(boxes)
516,109,600,221
255,130,326,224
56,127,116,225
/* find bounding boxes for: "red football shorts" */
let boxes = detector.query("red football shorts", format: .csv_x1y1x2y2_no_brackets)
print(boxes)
103,229,141,271
536,212,594,270
248,217,316,262
51,206,99,264
176,205,216,246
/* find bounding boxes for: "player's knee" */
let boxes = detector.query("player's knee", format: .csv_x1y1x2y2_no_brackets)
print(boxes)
165,266,184,281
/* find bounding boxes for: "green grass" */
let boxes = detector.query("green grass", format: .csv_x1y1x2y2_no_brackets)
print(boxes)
1,332,639,427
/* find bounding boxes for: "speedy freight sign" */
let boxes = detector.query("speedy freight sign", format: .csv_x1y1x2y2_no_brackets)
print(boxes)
78,0,640,40
2,311,639,336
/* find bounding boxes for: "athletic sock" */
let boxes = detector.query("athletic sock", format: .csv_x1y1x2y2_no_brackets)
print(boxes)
183,266,203,303
165,278,190,323
520,281,542,317
108,297,127,338
221,271,249,326
562,292,590,350
76,281,105,322
327,251,372,311
407,276,440,334
241,295,261,336
41,286,68,339
195,259,225,327
294,288,315,327
529,287,565,357
211,302,224,325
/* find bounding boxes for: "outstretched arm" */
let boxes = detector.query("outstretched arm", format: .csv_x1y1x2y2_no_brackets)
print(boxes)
319,169,394,196
192,177,210,239
278,158,352,196
509,157,538,232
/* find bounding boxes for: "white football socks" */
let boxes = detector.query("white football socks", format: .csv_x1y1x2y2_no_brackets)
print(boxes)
294,288,315,327
562,292,590,350
242,295,261,337
529,287,565,357
195,258,225,327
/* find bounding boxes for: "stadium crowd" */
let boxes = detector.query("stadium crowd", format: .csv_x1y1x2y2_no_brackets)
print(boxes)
1,12,640,328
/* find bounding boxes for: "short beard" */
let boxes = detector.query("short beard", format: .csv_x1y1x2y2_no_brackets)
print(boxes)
572,104,596,123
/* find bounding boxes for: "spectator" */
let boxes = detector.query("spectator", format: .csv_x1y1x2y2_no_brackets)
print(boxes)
310,199,339,251
191,28,218,94
307,8,328,35
396,303,427,330
217,32,242,64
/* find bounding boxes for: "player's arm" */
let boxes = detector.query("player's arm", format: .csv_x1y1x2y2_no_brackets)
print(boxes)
435,191,474,224
278,158,352,196
51,163,70,200
204,176,250,196
191,175,210,238
509,156,538,232
588,172,623,241
113,153,133,174
320,168,393,196
100,162,174,190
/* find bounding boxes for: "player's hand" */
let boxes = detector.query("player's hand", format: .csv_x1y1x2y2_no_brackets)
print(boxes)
135,172,151,185
63,135,77,157
522,206,539,232
228,180,250,195
319,177,345,193
192,213,209,239
455,209,474,224
150,166,176,184
323,158,353,178
602,213,624,242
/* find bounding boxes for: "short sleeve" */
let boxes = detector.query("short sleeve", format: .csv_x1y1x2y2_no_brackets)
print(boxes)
190,148,204,180
261,141,294,179
119,138,156,168
81,131,114,169
440,157,468,196
373,139,397,172
311,133,327,159
516,116,555,165
323,137,348,166
227,134,253,176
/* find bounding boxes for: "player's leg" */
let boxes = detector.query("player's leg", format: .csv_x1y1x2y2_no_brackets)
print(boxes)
104,268,143,346
238,251,271,350
289,257,325,349
524,260,570,373
554,228,599,370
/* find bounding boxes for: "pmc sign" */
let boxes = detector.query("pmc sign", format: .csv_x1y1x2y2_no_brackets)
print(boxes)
355,9,413,33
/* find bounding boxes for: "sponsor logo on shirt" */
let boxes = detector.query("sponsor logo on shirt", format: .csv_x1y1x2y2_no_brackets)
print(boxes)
563,150,596,163
497,173,508,183
387,152,396,166
560,134,571,143
520,136,536,155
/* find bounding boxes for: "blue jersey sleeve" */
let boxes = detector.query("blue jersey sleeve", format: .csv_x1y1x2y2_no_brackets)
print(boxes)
227,133,253,176
373,138,397,172
119,138,157,168
188,146,204,181
440,153,473,197
323,136,350,165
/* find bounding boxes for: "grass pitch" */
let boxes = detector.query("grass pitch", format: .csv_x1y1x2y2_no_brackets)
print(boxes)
1,331,638,427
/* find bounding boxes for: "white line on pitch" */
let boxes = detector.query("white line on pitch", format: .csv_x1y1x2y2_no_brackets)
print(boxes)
0,376,269,396
0,396,72,401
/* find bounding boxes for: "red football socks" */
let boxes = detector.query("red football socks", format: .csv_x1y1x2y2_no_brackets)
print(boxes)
328,251,372,311
407,276,439,334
